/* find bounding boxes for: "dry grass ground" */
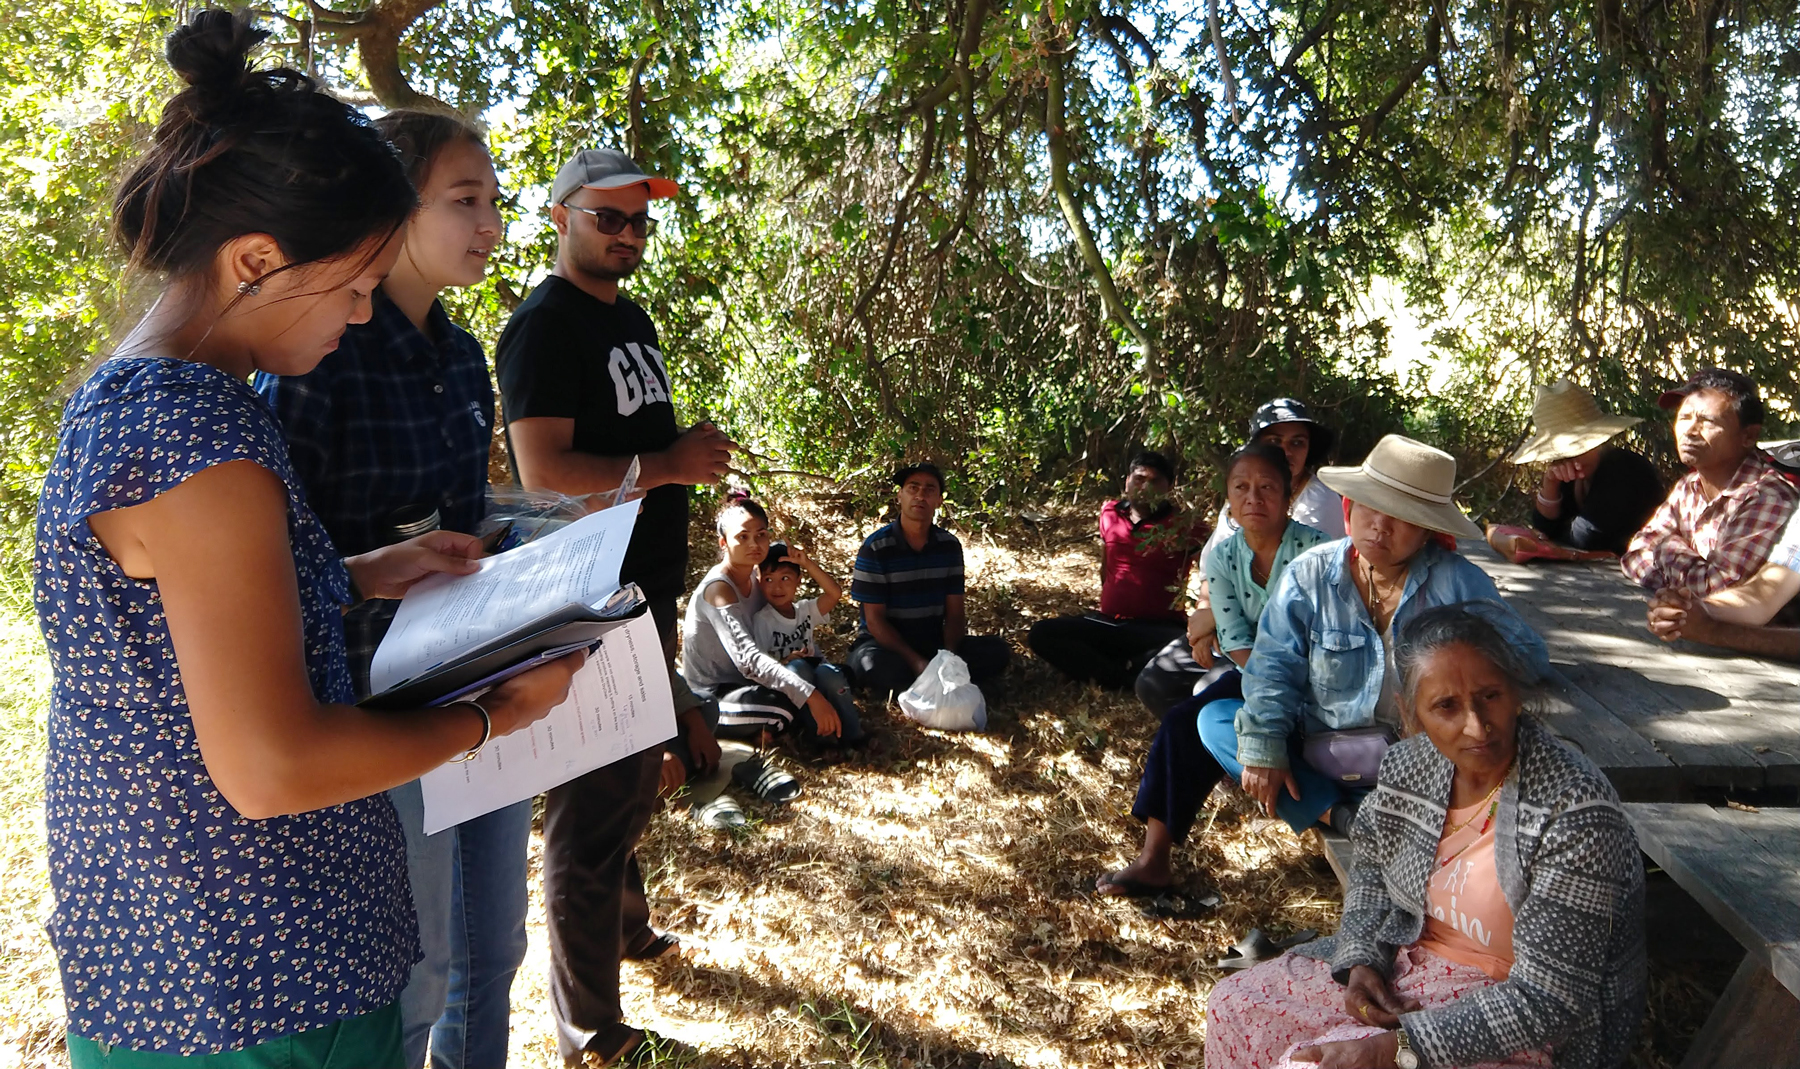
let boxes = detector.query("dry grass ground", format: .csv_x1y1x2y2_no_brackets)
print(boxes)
0,499,1735,1067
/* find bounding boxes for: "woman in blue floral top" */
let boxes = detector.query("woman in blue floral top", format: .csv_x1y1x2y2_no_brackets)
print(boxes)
33,12,582,1067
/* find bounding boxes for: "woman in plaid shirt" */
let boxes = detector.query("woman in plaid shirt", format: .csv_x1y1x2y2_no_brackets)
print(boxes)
256,112,525,1069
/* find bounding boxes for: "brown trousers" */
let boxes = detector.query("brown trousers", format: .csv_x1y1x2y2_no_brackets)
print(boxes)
541,596,676,1063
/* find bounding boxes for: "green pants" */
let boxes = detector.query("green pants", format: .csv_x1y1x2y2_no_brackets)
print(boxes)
66,1003,403,1069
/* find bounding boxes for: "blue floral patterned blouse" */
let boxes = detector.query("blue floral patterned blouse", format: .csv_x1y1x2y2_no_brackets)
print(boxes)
33,357,418,1055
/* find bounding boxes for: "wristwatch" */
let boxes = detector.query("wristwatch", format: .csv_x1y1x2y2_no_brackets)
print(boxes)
1393,1026,1420,1069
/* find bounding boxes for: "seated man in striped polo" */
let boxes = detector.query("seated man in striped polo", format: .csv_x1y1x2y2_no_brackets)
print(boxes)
846,462,1012,696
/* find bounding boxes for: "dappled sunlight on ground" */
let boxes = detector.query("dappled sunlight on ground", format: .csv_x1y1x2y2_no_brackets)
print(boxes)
0,499,1730,1067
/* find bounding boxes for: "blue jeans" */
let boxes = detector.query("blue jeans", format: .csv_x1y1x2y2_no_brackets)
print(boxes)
1196,698,1348,834
388,781,532,1069
786,658,866,741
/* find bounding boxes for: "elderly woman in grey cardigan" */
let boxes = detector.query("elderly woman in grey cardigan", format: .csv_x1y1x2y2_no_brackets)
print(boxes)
1206,605,1645,1069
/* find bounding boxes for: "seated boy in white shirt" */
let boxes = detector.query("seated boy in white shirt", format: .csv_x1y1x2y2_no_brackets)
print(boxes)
754,542,867,744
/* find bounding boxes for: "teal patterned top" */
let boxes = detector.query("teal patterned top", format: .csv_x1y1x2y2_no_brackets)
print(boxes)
1204,518,1328,653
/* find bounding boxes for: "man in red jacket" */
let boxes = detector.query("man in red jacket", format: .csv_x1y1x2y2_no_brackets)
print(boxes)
1029,452,1210,690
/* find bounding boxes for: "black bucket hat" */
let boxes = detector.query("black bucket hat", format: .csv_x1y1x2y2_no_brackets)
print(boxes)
1248,398,1336,471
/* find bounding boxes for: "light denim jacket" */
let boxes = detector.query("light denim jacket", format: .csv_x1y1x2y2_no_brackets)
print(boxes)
1237,539,1551,768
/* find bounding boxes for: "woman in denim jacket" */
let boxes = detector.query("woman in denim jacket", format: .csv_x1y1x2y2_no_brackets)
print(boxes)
1198,436,1550,834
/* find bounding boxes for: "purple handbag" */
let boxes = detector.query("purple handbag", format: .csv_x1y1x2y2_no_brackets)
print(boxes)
1302,725,1395,784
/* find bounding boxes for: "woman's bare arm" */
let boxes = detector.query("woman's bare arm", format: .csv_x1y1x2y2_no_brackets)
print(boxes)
89,460,578,818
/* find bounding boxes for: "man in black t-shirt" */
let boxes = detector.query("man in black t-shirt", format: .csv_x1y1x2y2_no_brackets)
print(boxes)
496,147,734,1066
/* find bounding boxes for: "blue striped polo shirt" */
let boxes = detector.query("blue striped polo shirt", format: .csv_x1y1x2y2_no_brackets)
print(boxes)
850,522,966,650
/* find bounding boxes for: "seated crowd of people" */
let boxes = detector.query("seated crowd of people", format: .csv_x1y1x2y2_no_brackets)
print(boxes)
28,11,1794,1069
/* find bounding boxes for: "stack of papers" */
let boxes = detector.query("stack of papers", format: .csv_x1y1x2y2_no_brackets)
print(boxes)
367,500,677,834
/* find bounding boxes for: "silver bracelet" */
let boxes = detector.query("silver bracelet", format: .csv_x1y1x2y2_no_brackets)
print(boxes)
1535,491,1562,508
449,699,492,763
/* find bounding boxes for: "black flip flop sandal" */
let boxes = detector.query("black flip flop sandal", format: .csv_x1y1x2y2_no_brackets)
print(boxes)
1215,926,1318,970
694,794,747,829
624,930,680,962
732,755,801,803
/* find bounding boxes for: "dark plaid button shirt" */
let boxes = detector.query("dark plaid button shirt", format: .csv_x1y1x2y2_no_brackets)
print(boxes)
255,291,495,695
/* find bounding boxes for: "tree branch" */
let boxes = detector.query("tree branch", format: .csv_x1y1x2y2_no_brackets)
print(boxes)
295,0,452,110
930,0,990,256
1280,0,1343,73
626,40,660,158
1206,0,1240,124
852,109,938,321
1041,21,1157,373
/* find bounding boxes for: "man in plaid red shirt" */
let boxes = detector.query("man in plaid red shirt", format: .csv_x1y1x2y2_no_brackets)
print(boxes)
1622,368,1799,597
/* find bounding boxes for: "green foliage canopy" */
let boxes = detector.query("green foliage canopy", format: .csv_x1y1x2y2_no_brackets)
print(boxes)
3,0,1798,566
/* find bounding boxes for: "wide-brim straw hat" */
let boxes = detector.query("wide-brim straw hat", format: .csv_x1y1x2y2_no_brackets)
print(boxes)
1318,434,1484,540
1510,380,1641,465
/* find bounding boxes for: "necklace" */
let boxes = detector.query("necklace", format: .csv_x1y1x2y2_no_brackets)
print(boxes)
1359,557,1406,629
1437,770,1510,870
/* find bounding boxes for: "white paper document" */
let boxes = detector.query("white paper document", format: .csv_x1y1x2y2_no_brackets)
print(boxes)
418,612,676,834
370,499,639,694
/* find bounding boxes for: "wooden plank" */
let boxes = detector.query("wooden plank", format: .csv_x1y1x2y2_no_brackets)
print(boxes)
1557,661,1770,790
1722,808,1800,990
1679,955,1800,1069
1531,666,1681,801
1315,829,1354,891
1465,546,1800,790
1625,803,1800,999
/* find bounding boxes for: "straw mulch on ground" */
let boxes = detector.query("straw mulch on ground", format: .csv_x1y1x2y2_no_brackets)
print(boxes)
0,495,1739,1068
494,495,1729,1068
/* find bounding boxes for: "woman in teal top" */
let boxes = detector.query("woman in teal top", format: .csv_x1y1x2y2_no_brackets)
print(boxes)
1097,443,1323,898
1206,443,1330,660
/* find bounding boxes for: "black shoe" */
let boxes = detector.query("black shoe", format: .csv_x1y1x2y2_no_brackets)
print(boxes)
732,754,801,803
1327,798,1362,836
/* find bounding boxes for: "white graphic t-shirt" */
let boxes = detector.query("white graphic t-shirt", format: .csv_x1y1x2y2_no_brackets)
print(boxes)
752,598,830,662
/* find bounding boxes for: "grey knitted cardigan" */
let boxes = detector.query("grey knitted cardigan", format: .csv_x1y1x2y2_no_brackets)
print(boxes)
1291,718,1646,1069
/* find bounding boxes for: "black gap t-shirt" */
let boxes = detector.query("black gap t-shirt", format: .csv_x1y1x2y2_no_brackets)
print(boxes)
495,275,687,600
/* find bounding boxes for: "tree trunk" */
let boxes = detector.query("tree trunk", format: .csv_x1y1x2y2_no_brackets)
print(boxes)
1041,20,1158,375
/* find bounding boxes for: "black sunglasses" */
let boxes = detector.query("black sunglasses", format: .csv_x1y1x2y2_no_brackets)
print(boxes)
563,204,658,238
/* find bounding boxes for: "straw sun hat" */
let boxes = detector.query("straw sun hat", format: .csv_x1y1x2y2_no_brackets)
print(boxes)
1317,435,1484,540
1509,380,1641,466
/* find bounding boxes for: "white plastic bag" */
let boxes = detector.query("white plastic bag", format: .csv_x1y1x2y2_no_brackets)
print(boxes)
898,650,988,731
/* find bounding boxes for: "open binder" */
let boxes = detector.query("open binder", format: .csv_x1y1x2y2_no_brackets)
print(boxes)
359,587,645,710
361,497,646,710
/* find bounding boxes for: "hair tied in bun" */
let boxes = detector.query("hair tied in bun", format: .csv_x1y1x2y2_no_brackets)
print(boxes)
165,9,267,100
715,491,768,540
113,9,415,282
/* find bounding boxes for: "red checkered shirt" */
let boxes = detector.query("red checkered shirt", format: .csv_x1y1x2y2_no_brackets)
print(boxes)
1621,451,1799,596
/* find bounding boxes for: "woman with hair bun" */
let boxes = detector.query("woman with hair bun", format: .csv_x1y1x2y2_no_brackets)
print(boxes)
680,494,850,804
33,11,581,1066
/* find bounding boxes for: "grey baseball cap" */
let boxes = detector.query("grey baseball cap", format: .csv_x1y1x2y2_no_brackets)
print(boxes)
550,147,678,205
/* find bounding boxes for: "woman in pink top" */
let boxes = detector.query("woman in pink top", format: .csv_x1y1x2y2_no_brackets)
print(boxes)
1205,605,1645,1069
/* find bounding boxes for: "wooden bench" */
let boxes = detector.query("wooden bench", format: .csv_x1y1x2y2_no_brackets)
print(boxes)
1316,828,1354,889
1467,544,1800,798
1625,802,1800,1069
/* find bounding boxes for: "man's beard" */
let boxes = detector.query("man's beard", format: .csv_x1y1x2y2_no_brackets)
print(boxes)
574,246,640,282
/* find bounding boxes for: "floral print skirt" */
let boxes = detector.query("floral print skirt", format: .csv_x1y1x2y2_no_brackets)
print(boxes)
1205,945,1555,1069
